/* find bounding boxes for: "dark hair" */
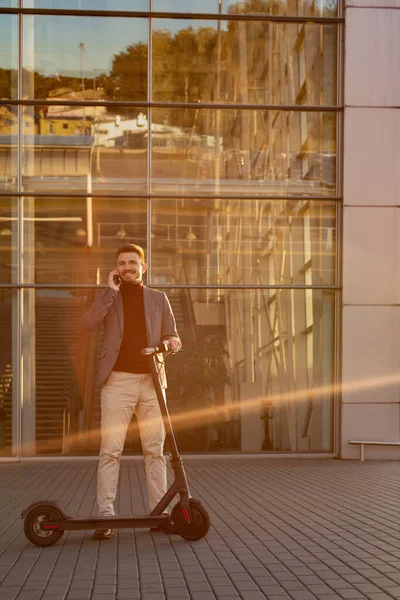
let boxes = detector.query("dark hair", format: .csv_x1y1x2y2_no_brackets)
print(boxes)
116,244,145,263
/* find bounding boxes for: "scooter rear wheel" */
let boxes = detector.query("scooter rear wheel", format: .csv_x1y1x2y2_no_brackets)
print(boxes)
171,499,210,541
24,506,64,547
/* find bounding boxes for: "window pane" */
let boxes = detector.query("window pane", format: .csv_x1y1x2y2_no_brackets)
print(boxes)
22,197,147,284
153,21,337,106
164,288,335,452
22,288,98,455
0,289,14,456
0,15,18,99
23,287,146,455
0,105,18,192
151,198,336,286
0,198,17,284
26,0,147,8
153,0,338,17
23,16,148,102
22,107,148,194
153,0,218,11
151,108,336,196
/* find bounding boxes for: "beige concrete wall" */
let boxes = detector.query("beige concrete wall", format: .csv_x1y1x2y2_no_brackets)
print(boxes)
341,7,400,458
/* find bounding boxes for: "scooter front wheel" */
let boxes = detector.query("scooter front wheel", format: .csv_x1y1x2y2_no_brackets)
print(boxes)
24,505,64,547
171,499,210,541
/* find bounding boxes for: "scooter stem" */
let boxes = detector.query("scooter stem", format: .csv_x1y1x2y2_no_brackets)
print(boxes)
149,353,181,462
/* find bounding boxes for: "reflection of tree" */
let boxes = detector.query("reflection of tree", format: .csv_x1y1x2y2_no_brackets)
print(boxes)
0,69,13,99
102,27,219,125
153,28,217,102
166,331,231,451
102,42,147,104
0,67,110,104
227,0,337,15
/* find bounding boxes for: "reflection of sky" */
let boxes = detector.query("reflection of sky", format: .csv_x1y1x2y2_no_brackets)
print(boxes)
0,15,18,69
153,0,271,11
153,0,221,10
14,0,231,8
29,0,147,7
1,15,222,74
23,16,148,76
17,16,219,76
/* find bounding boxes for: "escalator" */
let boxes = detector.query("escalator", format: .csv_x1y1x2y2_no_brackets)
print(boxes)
35,296,85,453
0,300,12,453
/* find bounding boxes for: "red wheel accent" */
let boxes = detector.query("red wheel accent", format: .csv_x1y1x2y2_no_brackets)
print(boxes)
171,499,210,541
24,506,64,547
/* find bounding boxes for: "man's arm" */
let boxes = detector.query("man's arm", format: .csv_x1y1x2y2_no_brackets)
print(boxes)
82,287,118,332
161,293,181,350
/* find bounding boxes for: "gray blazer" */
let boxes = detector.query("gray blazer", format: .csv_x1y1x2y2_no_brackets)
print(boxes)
82,286,180,389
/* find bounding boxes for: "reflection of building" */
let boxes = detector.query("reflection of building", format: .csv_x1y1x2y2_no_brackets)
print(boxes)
39,89,107,136
39,113,88,136
0,106,37,134
1,2,396,461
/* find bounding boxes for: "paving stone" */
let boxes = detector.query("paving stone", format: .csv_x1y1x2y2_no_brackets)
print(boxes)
66,592,91,600
234,592,266,600
116,580,139,588
187,582,213,591
366,595,398,600
0,588,19,599
91,585,116,594
12,594,42,600
116,592,141,599
260,585,291,595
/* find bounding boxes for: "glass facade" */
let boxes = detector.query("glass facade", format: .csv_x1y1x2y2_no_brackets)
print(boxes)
0,2,341,457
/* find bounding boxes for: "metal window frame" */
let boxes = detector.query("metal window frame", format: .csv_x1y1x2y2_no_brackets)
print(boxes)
0,192,343,200
0,3,344,458
1,7,344,24
0,283,341,290
2,100,343,110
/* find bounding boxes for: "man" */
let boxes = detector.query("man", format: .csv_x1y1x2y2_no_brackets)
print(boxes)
82,243,181,540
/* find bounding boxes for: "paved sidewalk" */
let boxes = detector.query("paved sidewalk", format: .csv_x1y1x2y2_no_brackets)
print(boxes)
0,459,399,600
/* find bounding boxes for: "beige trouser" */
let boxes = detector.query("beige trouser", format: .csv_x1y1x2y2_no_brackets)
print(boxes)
97,371,167,516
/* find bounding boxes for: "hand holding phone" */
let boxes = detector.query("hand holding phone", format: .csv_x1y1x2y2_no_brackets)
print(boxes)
108,270,121,291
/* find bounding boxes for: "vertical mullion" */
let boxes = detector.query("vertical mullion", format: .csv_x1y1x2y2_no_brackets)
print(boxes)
146,3,152,282
336,22,344,198
334,8,344,456
334,203,343,457
15,7,23,459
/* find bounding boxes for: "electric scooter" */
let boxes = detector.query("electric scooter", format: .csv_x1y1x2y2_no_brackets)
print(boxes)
21,342,210,546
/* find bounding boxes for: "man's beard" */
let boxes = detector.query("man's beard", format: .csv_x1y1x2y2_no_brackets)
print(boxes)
121,272,141,285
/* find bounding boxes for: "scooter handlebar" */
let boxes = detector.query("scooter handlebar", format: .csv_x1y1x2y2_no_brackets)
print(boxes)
141,341,171,356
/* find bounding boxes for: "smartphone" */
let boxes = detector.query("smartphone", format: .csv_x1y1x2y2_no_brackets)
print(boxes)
113,273,122,285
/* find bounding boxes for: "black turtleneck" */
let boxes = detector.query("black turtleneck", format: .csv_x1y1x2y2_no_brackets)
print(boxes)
113,280,150,374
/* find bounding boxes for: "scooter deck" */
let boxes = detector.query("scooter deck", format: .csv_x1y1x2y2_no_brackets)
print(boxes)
45,515,170,531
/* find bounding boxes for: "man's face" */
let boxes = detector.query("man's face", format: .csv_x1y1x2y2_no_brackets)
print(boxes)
116,252,147,283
